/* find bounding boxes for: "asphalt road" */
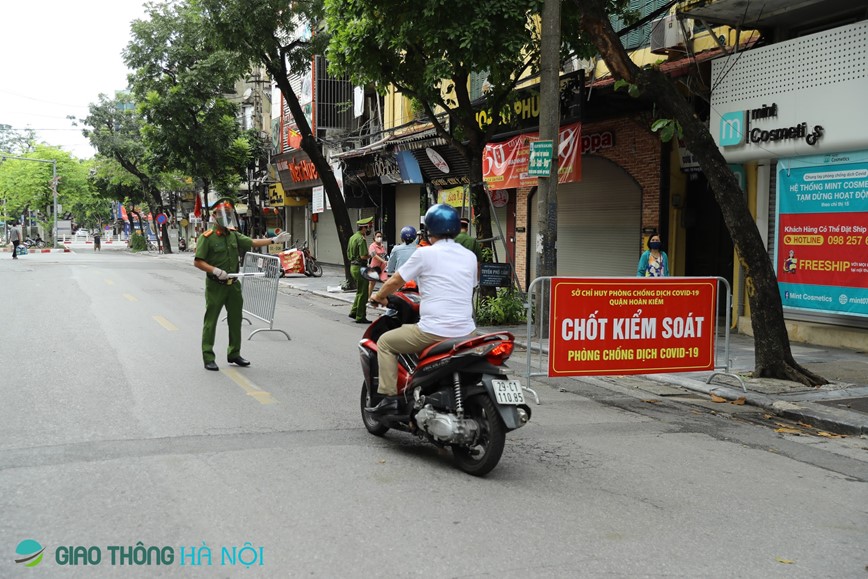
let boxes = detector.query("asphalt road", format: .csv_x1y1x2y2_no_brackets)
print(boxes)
1,251,866,577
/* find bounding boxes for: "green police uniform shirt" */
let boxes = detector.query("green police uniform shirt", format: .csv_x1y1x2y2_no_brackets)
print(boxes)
347,232,368,264
195,227,253,273
455,232,482,261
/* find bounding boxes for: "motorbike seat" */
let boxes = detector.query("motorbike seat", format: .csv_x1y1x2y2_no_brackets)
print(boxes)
419,336,473,360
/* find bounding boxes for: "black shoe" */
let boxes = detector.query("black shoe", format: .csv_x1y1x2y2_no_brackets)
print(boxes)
365,396,402,415
228,356,251,367
204,361,219,371
348,313,356,319
355,318,371,324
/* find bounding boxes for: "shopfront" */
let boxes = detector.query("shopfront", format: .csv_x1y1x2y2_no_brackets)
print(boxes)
503,117,660,288
710,19,868,335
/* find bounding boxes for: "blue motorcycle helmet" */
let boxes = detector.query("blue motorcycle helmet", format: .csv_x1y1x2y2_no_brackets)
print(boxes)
423,204,460,239
400,225,417,243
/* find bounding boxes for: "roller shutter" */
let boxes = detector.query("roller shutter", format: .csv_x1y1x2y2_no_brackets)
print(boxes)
530,156,641,278
395,184,423,239
314,210,343,264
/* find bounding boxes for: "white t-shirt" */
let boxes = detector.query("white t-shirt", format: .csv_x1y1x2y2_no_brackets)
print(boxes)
398,239,477,337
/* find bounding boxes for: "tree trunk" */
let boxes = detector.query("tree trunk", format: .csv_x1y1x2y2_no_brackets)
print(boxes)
577,0,825,386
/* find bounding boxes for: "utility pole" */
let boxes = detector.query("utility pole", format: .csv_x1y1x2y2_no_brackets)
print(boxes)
534,0,562,336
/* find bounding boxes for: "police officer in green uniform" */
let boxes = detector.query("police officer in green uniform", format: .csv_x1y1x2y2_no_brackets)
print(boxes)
455,217,482,262
194,198,291,371
348,216,373,323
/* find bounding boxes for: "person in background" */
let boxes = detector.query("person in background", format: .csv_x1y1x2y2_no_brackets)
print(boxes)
367,230,389,295
194,197,291,371
347,216,373,324
637,233,669,277
9,220,21,259
386,225,418,276
454,217,482,262
417,221,431,248
93,229,101,252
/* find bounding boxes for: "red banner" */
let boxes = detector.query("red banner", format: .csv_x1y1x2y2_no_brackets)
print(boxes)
483,122,581,190
547,278,718,377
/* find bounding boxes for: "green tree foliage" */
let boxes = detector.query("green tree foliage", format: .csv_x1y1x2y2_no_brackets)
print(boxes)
123,0,252,201
324,0,545,252
198,0,357,281
0,125,37,155
0,146,102,240
79,92,189,246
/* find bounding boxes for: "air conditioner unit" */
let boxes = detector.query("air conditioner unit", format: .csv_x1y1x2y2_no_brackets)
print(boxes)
650,15,693,54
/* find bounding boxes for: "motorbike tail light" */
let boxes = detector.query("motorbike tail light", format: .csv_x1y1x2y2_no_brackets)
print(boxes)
486,341,514,365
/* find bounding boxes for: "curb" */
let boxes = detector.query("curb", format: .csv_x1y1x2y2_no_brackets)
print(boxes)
4,247,71,254
509,335,868,436
643,372,868,435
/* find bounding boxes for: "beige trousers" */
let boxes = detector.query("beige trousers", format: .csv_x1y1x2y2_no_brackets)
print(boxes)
377,324,444,396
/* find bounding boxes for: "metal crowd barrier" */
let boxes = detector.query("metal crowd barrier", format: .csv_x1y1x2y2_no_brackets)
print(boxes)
238,252,290,341
522,276,744,405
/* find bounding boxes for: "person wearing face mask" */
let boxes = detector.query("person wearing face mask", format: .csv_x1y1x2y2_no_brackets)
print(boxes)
367,230,389,295
637,233,669,277
194,197,291,371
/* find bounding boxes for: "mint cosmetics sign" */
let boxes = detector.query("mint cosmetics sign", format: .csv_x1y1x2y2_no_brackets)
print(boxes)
720,104,823,147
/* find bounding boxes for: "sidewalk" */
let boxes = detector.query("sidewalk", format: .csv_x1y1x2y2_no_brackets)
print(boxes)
152,253,868,435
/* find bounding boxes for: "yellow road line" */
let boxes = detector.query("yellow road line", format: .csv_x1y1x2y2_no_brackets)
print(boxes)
222,368,278,405
105,279,115,286
123,293,138,302
152,315,178,331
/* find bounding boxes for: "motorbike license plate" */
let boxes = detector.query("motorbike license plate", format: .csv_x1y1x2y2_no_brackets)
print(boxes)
492,380,525,405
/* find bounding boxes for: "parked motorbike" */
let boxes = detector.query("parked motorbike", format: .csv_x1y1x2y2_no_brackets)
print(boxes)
359,288,530,476
298,240,322,277
24,236,46,249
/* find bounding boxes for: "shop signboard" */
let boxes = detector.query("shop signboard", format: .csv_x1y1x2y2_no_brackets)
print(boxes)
547,278,717,377
776,151,868,318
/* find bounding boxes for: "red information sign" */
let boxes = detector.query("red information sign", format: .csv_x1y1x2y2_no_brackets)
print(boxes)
548,278,718,377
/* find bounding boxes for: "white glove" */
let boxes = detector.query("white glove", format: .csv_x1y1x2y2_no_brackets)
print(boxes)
212,267,229,281
272,232,291,244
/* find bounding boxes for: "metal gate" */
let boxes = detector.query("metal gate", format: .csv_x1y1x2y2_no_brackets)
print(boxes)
240,252,290,340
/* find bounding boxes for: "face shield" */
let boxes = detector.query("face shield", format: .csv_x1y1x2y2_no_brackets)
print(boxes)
211,201,238,229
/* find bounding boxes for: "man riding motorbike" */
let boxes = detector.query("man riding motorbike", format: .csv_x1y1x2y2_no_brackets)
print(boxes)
367,204,478,415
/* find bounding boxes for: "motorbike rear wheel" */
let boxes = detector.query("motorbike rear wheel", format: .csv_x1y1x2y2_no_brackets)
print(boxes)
452,395,506,476
360,382,389,436
306,258,323,277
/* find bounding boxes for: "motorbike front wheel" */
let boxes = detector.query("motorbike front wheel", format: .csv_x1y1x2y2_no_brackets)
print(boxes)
306,258,323,277
360,382,389,436
36,240,45,248
452,395,506,476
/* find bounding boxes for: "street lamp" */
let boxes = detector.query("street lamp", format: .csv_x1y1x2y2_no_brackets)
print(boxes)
0,153,59,247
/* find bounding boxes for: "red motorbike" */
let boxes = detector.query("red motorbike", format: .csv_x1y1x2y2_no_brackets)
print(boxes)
359,288,531,476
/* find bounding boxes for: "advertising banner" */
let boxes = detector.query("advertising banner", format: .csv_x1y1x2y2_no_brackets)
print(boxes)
483,122,581,190
547,278,718,377
437,186,470,208
776,151,868,318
